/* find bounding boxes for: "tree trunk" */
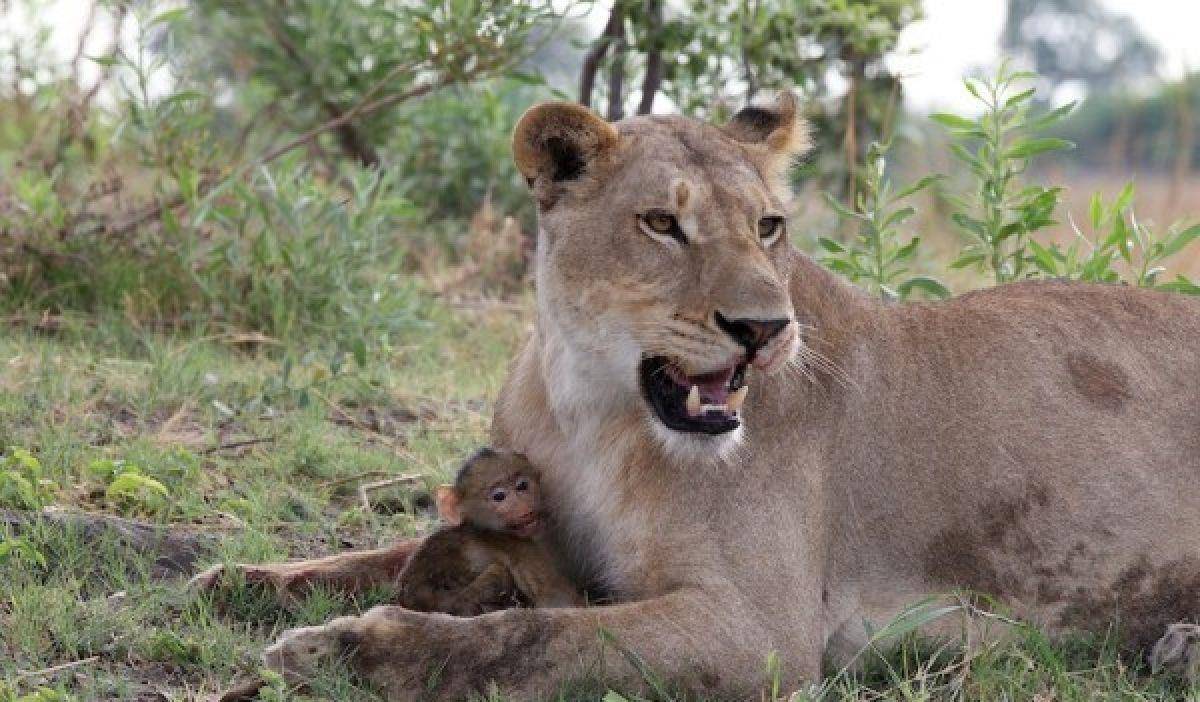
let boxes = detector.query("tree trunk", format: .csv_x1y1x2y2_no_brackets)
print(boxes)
579,3,624,109
636,0,663,115
607,34,628,121
741,0,760,101
261,10,380,168
843,56,865,204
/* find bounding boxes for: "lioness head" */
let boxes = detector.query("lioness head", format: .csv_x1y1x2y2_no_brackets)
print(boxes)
513,95,810,455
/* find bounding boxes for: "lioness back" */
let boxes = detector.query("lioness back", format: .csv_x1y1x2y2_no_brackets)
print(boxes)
821,280,1200,656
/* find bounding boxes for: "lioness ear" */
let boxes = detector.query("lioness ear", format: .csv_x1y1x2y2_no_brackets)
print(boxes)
435,484,463,526
512,102,619,204
722,92,811,191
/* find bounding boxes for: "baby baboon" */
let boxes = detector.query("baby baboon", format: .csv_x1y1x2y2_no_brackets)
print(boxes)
394,447,583,616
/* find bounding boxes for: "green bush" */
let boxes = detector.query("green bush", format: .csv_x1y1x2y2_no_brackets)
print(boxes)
0,0,559,358
0,448,56,510
821,62,1200,296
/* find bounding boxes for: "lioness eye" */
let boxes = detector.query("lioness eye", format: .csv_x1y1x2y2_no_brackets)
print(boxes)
758,216,784,244
637,211,685,244
515,478,529,492
490,489,507,502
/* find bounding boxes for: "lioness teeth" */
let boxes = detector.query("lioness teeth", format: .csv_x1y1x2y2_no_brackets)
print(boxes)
701,403,730,414
727,386,748,413
686,385,701,416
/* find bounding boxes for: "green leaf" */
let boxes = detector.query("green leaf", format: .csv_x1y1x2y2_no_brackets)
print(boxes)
881,206,917,231
894,174,946,201
930,113,978,131
1158,275,1200,295
897,276,951,300
1157,224,1200,260
1027,101,1077,130
950,250,988,270
106,470,169,513
822,192,863,221
351,338,369,369
949,252,987,269
1114,182,1136,213
1005,137,1074,160
951,213,987,238
893,237,920,262
963,78,984,102
1088,193,1104,229
822,258,861,276
948,144,983,171
1002,87,1036,110
817,237,846,254
1027,240,1060,274
507,70,547,86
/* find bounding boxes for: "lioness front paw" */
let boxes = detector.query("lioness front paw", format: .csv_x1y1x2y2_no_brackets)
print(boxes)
262,622,347,682
1150,622,1200,680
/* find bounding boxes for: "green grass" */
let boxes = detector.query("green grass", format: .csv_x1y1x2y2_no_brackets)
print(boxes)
0,291,521,701
1,291,1198,701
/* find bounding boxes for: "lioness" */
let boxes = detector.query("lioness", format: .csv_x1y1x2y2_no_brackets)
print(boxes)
201,94,1200,699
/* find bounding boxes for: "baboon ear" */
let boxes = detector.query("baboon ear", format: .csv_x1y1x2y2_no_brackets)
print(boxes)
435,485,463,526
722,92,811,191
512,102,619,193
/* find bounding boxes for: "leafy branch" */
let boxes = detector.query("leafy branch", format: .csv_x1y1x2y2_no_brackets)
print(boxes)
934,60,1075,283
820,141,949,301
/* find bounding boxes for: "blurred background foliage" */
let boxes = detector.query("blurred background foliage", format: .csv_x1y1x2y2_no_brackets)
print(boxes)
1,0,1198,343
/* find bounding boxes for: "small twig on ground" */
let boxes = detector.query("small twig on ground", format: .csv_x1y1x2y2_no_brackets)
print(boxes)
202,436,276,455
359,474,422,512
318,470,394,490
214,676,267,702
18,656,100,679
310,389,413,456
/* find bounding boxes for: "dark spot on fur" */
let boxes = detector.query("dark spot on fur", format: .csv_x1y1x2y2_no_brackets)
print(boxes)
338,629,364,653
821,587,829,605
1059,556,1200,658
922,483,1053,598
1037,581,1066,603
1067,352,1131,411
699,668,721,689
923,527,1020,596
544,136,586,182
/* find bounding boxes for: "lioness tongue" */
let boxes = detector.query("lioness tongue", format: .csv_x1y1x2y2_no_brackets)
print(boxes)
689,367,734,400
682,367,748,417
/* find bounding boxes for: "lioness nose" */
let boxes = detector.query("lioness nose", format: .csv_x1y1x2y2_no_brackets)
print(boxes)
714,312,790,354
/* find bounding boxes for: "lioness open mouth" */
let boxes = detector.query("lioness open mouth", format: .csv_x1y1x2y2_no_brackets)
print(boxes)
639,357,748,435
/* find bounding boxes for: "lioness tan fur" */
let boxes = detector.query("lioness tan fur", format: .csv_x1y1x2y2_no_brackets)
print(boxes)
208,95,1200,700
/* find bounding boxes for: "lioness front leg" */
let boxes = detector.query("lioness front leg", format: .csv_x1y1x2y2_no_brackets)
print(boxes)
263,590,813,701
191,539,422,600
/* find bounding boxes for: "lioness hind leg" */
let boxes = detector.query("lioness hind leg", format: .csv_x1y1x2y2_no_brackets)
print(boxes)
1150,622,1200,681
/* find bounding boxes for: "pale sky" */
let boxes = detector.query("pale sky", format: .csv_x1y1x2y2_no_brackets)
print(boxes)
896,0,1200,110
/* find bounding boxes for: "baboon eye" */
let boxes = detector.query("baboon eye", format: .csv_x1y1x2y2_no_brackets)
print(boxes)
637,210,685,244
758,216,785,245
514,478,529,492
490,488,507,502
